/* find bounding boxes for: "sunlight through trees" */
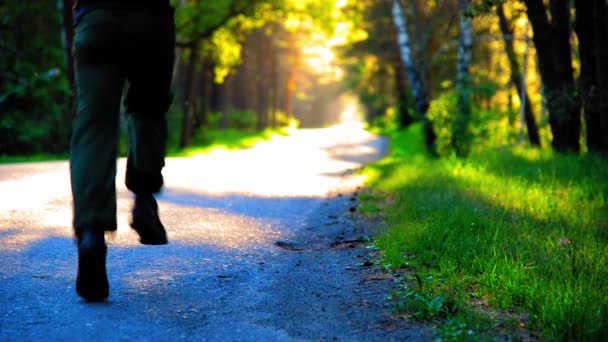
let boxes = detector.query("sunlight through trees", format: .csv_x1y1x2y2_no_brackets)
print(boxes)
1,0,606,155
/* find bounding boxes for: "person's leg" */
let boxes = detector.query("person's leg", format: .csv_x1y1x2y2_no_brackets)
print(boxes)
123,10,175,245
71,10,125,236
70,10,125,301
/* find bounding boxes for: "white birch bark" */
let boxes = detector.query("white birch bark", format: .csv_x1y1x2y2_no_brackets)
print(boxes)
454,0,473,155
391,0,428,115
456,0,473,96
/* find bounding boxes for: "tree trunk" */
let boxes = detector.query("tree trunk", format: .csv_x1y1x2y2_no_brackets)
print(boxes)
389,23,412,128
180,42,199,148
232,50,248,111
524,0,580,153
220,75,236,129
211,77,224,113
195,54,213,130
270,38,278,128
497,4,541,146
285,70,295,121
391,0,436,154
284,40,299,121
256,31,270,131
575,0,608,155
394,58,412,129
453,0,474,157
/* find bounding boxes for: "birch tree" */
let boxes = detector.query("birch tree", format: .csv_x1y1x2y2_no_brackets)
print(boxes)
392,29,413,128
452,0,473,156
391,0,436,153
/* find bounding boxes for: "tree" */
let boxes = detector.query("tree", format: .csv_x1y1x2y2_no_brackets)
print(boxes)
391,0,436,153
496,3,540,146
390,21,413,128
574,0,608,155
0,0,71,154
523,0,580,153
179,39,201,148
452,0,474,156
175,0,263,147
341,0,400,127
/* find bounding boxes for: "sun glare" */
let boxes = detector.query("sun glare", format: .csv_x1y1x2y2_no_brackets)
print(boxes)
336,0,348,9
302,42,344,82
163,126,374,198
338,94,364,124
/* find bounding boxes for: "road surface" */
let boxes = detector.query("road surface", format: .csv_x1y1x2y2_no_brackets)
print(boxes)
0,124,428,341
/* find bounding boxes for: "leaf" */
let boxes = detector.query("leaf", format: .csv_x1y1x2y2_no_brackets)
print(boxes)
428,295,445,314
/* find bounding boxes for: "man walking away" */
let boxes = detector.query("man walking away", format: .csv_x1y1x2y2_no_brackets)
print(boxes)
70,0,175,302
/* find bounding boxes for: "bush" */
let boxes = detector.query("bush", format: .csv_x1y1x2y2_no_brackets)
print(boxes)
205,110,258,130
427,90,514,157
370,106,400,133
0,70,72,155
273,110,300,129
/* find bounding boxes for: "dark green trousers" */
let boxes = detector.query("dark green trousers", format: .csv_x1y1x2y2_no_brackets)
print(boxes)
70,9,175,235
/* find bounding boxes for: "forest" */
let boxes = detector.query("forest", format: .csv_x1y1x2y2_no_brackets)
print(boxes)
2,0,607,157
1,0,608,339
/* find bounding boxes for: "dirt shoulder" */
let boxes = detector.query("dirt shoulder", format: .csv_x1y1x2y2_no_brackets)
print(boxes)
257,185,432,341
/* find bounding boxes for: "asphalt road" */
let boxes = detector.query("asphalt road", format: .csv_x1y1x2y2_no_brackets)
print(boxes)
0,124,428,341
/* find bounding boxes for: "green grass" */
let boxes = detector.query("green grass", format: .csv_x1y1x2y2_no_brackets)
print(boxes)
0,154,69,164
166,127,291,157
1,128,289,164
363,123,608,340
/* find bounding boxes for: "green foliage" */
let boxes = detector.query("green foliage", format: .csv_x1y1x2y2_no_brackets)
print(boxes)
391,278,459,320
174,0,363,84
209,27,247,83
273,110,300,128
174,1,265,83
427,83,514,157
427,90,459,156
169,127,289,157
468,0,508,17
164,106,296,157
174,0,265,41
0,154,68,165
365,123,608,340
207,110,259,130
1,1,72,155
341,0,397,124
369,106,400,133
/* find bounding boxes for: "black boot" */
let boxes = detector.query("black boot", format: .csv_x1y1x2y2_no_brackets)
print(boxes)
130,194,168,245
76,230,109,302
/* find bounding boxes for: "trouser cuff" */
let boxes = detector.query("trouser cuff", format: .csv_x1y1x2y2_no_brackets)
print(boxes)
125,168,164,194
74,219,117,238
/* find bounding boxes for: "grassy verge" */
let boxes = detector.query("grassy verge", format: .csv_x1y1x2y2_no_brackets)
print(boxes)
166,127,291,157
1,128,290,164
0,154,69,164
362,123,608,340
